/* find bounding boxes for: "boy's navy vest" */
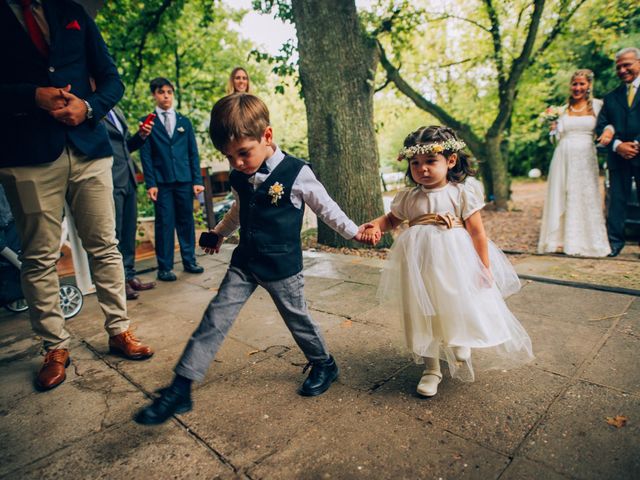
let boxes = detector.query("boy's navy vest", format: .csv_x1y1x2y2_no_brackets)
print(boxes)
228,155,307,281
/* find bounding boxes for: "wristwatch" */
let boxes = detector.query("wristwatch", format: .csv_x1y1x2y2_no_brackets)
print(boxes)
83,100,93,119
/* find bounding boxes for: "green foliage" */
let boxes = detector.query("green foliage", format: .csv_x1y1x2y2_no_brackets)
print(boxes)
136,183,154,217
96,1,270,167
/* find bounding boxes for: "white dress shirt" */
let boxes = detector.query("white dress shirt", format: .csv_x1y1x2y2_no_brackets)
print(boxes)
214,147,359,240
156,107,176,137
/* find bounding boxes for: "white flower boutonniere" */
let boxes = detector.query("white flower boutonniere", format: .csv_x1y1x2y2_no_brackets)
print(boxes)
177,126,185,133
268,182,285,205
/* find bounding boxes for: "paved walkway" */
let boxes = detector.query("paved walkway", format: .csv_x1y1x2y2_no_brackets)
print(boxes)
1,248,638,479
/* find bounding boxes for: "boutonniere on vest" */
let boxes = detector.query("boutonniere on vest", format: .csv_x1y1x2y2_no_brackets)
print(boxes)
268,182,284,205
177,126,185,133
65,20,81,30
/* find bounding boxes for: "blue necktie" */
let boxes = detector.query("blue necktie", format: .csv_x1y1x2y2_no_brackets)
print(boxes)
257,162,270,174
107,110,122,134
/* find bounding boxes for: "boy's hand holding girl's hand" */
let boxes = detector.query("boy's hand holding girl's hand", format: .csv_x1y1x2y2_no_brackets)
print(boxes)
354,223,381,246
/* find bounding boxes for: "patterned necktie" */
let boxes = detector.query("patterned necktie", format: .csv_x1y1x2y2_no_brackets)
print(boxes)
20,0,48,57
162,112,172,136
628,84,637,107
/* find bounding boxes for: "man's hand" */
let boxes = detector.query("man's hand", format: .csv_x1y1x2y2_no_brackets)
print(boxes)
147,187,158,202
49,88,88,126
617,141,640,160
597,129,614,146
193,185,205,196
35,85,69,111
138,121,153,139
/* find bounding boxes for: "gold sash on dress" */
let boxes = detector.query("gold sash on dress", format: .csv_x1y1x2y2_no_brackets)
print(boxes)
408,213,464,229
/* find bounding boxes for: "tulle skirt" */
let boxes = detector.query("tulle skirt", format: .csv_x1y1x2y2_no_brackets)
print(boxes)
378,225,534,381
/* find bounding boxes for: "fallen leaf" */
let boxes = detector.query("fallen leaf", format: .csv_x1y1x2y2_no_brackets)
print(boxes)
247,349,261,356
605,415,628,428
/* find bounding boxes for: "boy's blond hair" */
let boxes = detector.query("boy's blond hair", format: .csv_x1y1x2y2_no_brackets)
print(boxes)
209,93,270,152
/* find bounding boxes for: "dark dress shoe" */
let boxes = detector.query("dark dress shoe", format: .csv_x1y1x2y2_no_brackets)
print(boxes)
125,283,139,300
183,263,204,274
607,246,623,257
108,330,154,360
157,270,177,281
36,349,70,390
298,355,339,397
134,386,193,425
127,277,156,291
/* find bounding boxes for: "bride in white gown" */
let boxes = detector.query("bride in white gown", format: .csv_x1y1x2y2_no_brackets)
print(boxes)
538,69,611,257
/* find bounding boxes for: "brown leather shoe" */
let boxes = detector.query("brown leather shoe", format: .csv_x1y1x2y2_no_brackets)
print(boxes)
108,330,154,360
36,349,70,390
125,283,139,300
127,277,156,291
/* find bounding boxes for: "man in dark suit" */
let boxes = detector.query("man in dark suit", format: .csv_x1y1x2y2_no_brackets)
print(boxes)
0,0,153,391
140,77,204,281
597,47,640,257
104,106,157,300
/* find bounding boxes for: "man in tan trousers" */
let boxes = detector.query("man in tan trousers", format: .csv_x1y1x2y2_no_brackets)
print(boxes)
0,0,153,390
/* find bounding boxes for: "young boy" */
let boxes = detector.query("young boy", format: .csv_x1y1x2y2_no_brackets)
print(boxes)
135,93,370,425
140,77,205,282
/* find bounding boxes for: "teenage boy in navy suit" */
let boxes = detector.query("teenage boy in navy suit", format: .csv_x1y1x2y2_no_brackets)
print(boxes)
140,77,204,281
135,93,374,425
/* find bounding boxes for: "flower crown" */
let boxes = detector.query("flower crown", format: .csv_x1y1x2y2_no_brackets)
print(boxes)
397,139,467,161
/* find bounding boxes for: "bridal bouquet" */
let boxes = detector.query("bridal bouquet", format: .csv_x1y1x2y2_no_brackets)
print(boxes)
538,105,563,124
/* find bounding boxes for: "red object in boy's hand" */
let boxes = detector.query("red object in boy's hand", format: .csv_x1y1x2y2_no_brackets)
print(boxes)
140,113,156,129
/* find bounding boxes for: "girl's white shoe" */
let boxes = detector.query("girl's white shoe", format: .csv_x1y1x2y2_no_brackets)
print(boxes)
416,370,442,397
417,357,442,397
452,346,471,361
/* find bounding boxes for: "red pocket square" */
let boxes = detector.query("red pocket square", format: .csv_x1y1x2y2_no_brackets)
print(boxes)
65,20,81,30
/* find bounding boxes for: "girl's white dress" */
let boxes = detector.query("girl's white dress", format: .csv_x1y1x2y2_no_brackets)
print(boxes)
379,179,534,381
538,100,611,256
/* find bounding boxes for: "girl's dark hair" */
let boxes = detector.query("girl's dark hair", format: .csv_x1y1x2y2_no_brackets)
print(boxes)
403,125,476,184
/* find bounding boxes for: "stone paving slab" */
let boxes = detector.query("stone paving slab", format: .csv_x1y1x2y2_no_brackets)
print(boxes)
0,341,143,477
372,364,567,455
13,422,234,480
247,399,510,480
580,330,640,395
521,380,640,479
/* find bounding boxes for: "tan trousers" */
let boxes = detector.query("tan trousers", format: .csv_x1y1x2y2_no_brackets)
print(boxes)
0,145,129,350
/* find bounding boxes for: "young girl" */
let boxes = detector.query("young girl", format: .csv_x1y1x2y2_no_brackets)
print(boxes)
364,126,533,397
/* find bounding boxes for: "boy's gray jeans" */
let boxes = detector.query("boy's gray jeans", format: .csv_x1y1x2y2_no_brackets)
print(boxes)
175,265,330,382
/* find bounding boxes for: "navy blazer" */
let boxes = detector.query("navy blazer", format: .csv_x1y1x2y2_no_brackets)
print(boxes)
596,83,640,170
104,107,145,190
139,112,202,188
0,0,124,168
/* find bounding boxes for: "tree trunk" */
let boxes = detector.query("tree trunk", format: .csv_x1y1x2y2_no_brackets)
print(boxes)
484,135,510,210
291,0,387,247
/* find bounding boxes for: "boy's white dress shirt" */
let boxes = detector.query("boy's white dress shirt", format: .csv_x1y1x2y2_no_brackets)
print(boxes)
214,147,359,240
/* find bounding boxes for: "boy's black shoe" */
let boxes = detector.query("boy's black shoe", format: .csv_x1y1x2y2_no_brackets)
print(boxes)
134,386,192,425
298,355,339,397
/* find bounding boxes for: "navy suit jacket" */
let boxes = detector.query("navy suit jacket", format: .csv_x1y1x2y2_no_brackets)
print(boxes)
139,112,202,188
0,0,124,168
104,107,144,190
596,83,640,170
